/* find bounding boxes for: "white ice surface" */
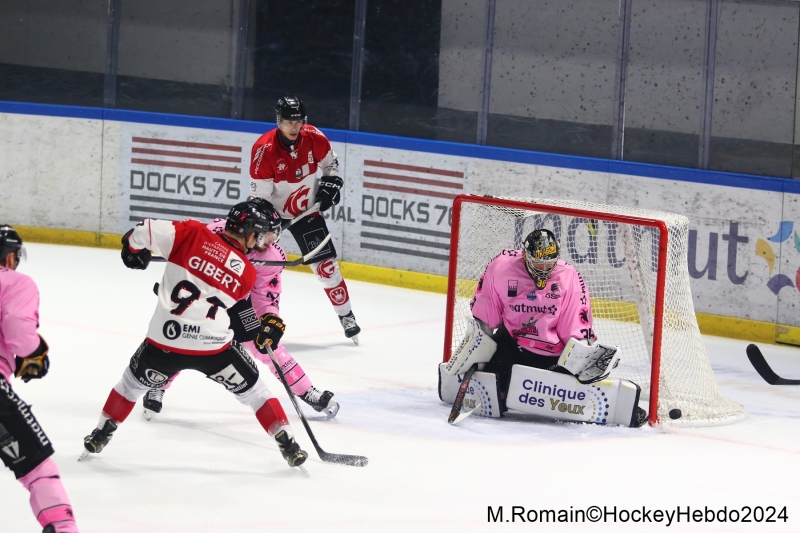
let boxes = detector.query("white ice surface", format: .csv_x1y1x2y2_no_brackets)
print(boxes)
2,242,799,532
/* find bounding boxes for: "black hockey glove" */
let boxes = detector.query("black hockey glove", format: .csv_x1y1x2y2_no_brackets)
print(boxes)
254,313,285,353
315,175,343,212
121,229,151,270
15,335,50,382
227,297,261,342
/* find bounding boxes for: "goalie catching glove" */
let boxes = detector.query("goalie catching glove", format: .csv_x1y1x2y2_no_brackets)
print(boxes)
254,313,285,353
555,338,620,384
445,319,497,375
15,334,50,382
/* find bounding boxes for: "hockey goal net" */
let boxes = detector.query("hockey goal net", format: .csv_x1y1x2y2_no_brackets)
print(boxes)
443,195,745,427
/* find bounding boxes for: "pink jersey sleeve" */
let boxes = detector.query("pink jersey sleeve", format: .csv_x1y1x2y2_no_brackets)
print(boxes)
247,243,286,317
557,268,595,344
0,269,41,380
470,255,505,329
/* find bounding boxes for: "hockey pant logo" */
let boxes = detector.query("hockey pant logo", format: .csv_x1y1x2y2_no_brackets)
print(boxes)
143,369,170,386
208,365,249,393
233,342,258,373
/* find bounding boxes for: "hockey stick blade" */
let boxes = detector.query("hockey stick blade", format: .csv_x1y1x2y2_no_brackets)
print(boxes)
151,234,332,267
265,344,369,467
746,344,800,385
448,364,478,425
452,401,481,425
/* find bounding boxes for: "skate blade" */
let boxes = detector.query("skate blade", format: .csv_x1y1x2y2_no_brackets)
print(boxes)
78,449,91,461
297,465,310,477
143,408,155,421
350,335,359,345
323,401,340,419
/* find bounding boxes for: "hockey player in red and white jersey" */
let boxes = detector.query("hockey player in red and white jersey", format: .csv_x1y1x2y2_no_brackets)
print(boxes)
0,225,80,533
141,198,340,420
250,95,361,344
80,202,308,468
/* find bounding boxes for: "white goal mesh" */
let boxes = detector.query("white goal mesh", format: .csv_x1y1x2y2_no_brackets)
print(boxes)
444,195,744,427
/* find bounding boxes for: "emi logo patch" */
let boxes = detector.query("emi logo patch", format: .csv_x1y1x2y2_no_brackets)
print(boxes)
225,251,245,276
163,320,181,340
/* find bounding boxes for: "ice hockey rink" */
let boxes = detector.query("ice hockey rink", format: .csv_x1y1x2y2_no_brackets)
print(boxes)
2,242,799,533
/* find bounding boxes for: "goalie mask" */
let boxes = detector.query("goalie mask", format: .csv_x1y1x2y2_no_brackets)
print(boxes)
523,229,559,289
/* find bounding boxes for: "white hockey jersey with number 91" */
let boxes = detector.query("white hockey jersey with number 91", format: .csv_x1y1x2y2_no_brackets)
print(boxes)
129,219,256,355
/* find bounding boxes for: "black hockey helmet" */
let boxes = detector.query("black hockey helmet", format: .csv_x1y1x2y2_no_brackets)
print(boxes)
523,228,559,287
275,95,307,125
226,201,271,249
247,197,283,241
0,224,26,265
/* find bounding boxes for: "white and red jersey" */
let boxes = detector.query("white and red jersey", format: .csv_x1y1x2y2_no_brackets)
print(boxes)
0,268,41,381
207,218,285,317
129,219,256,355
470,251,595,357
249,125,340,218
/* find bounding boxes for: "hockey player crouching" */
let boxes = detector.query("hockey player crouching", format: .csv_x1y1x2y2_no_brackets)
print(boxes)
81,202,308,467
439,229,647,427
140,197,340,420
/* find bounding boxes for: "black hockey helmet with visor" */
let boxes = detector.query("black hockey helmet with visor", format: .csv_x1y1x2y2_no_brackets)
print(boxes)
0,224,26,264
226,201,271,250
523,228,559,289
275,95,307,125
247,197,283,243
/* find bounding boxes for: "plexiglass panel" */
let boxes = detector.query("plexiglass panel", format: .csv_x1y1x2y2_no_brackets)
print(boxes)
623,0,706,168
487,0,620,158
710,0,798,177
0,0,106,107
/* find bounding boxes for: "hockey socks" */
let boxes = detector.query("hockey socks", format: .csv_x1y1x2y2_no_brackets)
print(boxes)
19,459,79,533
101,388,136,423
255,398,291,437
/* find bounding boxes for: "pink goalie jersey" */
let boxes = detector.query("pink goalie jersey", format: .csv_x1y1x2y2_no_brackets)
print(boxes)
470,250,596,357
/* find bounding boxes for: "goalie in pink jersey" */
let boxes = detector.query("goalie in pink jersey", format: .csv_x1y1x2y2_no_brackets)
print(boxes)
0,225,80,533
80,202,309,468
140,197,340,420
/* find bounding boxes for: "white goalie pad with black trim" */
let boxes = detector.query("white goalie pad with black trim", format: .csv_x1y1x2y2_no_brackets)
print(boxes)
438,363,501,418
557,338,620,384
506,365,643,427
444,319,497,376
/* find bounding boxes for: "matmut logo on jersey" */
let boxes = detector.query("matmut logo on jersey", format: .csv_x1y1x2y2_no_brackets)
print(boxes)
225,251,245,276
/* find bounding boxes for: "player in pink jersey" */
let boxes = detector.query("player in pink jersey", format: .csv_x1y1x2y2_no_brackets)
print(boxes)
80,203,308,468
250,95,360,343
452,229,598,412
0,225,80,533
141,198,339,420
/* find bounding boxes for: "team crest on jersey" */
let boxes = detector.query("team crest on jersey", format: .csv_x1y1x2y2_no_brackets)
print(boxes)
507,280,518,297
284,187,311,216
527,291,537,301
308,151,314,164
277,161,287,172
225,251,245,276
512,317,539,340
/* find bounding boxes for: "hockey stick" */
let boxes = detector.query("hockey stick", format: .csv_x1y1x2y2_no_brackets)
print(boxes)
448,364,478,425
151,234,332,267
264,343,369,466
746,344,800,385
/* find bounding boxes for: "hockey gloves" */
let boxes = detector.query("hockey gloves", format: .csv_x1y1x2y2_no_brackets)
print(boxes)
315,175,343,212
121,229,151,270
15,335,50,382
254,313,285,353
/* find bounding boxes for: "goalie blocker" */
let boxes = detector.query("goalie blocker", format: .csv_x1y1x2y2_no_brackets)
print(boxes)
439,364,644,427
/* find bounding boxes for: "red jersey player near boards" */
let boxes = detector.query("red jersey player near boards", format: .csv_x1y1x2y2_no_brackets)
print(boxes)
249,95,361,344
79,202,308,469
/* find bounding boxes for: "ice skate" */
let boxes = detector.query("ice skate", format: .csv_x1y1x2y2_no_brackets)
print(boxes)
80,419,118,459
301,387,340,418
274,430,308,468
338,311,360,345
143,387,164,420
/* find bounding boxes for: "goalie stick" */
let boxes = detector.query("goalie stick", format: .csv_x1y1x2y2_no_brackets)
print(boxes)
746,344,800,385
264,343,369,467
448,364,478,425
151,234,332,267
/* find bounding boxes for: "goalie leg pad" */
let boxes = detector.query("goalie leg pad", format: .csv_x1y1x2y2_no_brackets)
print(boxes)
444,319,497,376
506,365,643,427
557,338,620,384
438,363,501,418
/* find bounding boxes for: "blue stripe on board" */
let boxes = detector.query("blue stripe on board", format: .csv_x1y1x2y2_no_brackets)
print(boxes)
3,100,799,194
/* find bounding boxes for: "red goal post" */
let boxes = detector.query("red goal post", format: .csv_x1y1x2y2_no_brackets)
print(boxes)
443,194,745,427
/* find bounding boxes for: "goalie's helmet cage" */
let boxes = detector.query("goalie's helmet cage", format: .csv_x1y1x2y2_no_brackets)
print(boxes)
0,224,26,263
275,95,307,125
443,195,745,428
523,228,559,288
